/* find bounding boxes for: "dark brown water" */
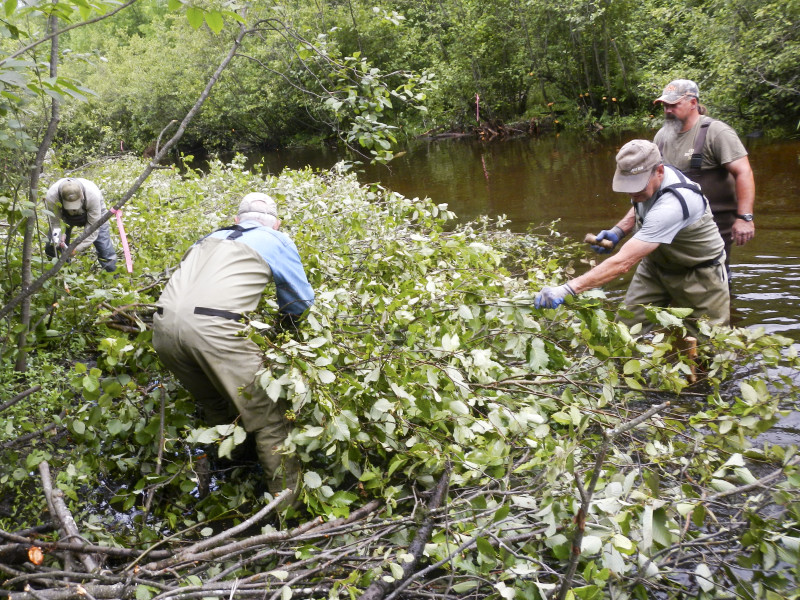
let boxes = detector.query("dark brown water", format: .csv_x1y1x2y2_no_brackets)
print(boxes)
254,129,800,341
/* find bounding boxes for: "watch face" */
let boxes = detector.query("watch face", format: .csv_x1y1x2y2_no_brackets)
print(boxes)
738,213,753,221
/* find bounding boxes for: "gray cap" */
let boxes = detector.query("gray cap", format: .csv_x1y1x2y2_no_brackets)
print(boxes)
238,192,277,218
654,79,699,104
59,180,84,210
612,140,662,193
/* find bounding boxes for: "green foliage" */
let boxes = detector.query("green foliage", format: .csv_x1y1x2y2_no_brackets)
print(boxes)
2,157,798,597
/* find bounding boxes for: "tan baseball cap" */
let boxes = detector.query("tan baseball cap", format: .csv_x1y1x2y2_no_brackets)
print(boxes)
238,192,277,217
612,140,662,193
59,180,84,210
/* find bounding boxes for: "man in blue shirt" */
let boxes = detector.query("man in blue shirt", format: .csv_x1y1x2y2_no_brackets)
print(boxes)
153,193,315,503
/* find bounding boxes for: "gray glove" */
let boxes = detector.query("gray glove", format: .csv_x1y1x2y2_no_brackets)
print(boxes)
535,283,576,309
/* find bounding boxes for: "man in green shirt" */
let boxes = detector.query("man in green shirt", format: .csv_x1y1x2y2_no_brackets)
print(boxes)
652,79,756,273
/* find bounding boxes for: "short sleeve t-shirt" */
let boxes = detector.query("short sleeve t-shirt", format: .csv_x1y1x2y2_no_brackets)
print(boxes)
654,118,747,171
633,168,707,244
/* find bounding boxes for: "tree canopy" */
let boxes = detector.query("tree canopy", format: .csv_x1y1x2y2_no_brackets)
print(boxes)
3,0,798,167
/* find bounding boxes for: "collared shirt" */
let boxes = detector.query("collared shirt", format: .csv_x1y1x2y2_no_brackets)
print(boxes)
207,220,315,315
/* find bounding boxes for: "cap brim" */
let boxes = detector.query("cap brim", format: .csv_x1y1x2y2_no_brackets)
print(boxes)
62,199,83,210
653,95,680,105
613,169,651,193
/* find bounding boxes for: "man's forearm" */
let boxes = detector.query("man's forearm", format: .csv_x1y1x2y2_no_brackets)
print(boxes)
569,238,658,294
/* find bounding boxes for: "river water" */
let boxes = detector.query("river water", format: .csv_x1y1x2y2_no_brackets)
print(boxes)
246,129,800,445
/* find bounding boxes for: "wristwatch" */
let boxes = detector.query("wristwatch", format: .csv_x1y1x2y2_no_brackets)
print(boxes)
736,213,754,222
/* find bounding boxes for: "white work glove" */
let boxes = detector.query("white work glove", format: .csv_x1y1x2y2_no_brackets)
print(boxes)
534,283,576,309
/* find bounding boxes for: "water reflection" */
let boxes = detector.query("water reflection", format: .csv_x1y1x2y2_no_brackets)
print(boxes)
734,259,800,336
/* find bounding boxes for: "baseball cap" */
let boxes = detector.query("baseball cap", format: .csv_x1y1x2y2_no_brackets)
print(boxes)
238,192,277,217
612,140,662,193
654,79,700,104
59,180,84,210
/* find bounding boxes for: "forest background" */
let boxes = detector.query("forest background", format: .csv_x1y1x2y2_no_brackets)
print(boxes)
1,1,800,600
4,0,800,166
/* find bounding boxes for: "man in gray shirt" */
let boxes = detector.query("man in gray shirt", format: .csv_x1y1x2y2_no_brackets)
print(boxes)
44,177,117,272
535,140,729,333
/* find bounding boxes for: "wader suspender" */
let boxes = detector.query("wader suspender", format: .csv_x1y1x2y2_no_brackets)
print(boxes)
217,224,259,239
654,117,713,170
690,117,713,170
635,166,706,224
200,224,259,242
206,224,259,319
654,166,707,218
636,167,722,269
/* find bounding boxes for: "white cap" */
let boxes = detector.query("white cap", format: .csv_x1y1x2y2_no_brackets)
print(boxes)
238,192,277,217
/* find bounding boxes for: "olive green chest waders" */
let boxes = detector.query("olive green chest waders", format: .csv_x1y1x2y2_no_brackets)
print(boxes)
153,235,300,497
623,171,730,335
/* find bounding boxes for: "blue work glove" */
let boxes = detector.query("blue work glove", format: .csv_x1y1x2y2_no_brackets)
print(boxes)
591,225,626,254
535,283,576,309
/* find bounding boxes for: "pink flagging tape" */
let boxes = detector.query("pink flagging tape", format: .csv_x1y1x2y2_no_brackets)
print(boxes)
111,209,133,273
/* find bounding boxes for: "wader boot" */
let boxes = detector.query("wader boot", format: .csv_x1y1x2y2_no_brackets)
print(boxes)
253,426,302,510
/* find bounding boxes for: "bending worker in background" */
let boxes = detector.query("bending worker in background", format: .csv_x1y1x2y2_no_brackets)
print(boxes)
152,193,315,503
652,79,755,273
535,139,730,334
44,177,117,272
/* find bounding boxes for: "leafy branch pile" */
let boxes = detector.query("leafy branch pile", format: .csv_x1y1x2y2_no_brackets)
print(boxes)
1,158,799,599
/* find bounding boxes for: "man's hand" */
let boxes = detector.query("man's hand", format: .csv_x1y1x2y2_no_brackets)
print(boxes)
534,283,576,309
732,219,755,246
591,226,625,254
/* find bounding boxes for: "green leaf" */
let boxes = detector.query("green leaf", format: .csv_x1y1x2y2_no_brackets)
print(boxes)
317,370,336,384
739,382,758,404
195,427,220,444
219,436,234,458
581,535,602,555
4,0,17,17
304,471,322,489
135,585,155,600
389,562,404,579
204,10,224,34
186,7,204,29
623,359,641,375
493,503,510,523
476,536,495,559
651,508,672,547
695,563,714,592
